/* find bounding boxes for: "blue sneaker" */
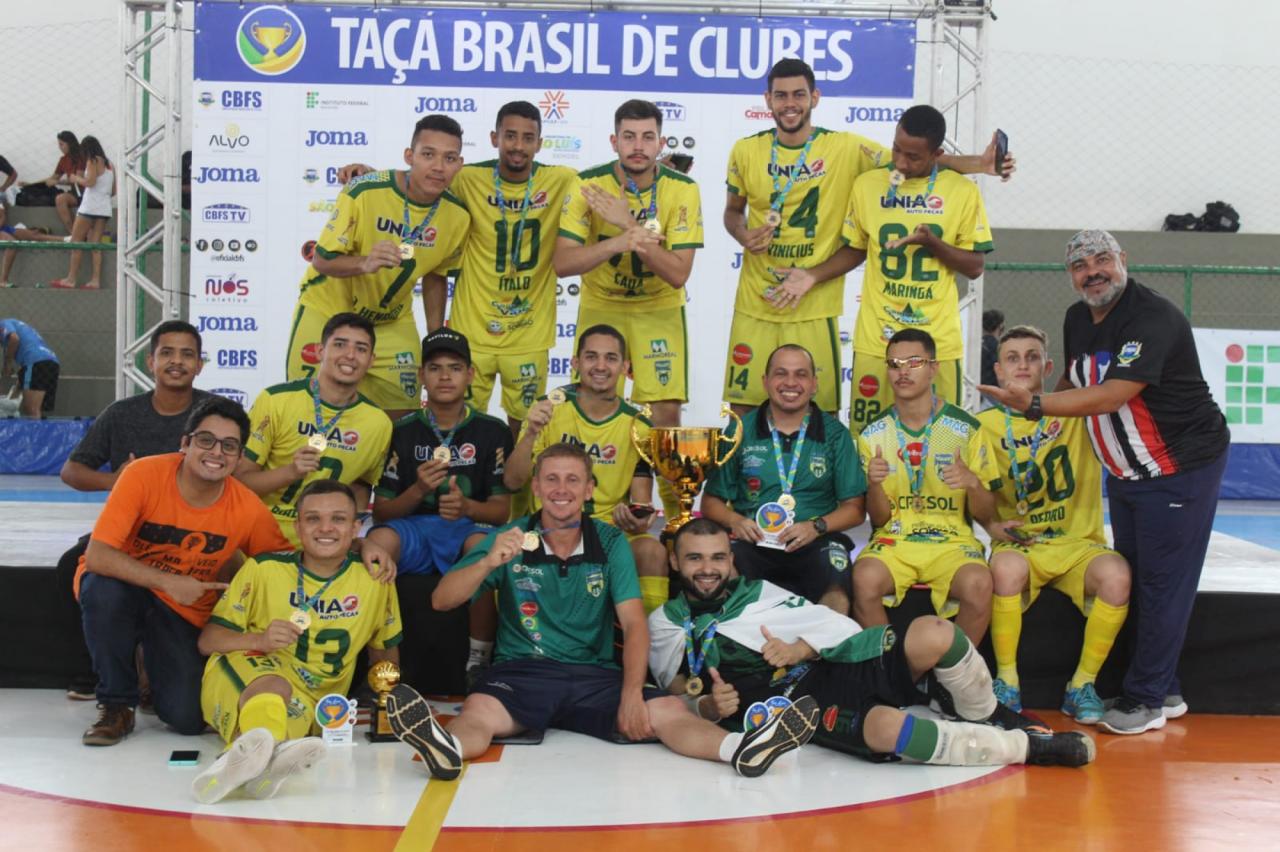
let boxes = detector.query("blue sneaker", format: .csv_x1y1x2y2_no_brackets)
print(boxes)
1062,682,1104,725
992,677,1022,712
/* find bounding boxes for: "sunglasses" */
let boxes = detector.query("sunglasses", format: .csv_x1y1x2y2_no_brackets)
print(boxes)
885,356,937,371
188,431,243,455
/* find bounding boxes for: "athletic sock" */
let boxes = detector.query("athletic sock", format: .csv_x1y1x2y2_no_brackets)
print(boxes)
918,718,1028,766
466,638,494,668
893,714,940,762
239,692,288,742
991,593,1024,686
1071,599,1128,688
638,576,669,615
717,731,744,763
658,478,681,526
932,625,996,721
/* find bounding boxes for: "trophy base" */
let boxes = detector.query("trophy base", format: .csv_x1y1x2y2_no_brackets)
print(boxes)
366,709,399,742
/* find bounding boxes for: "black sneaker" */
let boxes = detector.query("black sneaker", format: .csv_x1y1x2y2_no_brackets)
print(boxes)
386,683,463,780
985,701,1052,734
1025,730,1097,767
731,695,819,778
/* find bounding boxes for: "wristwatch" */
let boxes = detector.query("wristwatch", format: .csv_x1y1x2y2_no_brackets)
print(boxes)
1024,393,1043,421
812,516,829,535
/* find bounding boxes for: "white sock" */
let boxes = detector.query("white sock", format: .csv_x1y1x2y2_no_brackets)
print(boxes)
717,732,744,763
927,720,1028,766
933,644,997,721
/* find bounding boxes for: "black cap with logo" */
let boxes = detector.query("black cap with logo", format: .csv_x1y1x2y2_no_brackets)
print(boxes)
421,327,471,365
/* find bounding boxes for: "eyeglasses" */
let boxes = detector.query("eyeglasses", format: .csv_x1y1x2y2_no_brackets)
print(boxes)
885,356,937,371
188,431,243,455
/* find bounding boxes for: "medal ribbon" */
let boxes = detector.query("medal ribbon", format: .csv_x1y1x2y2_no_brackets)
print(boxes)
891,393,938,506
624,171,659,227
309,378,344,443
400,174,441,247
295,561,342,622
426,406,465,449
493,162,536,265
886,162,939,203
682,615,719,682
768,130,815,218
768,413,810,504
1003,408,1044,510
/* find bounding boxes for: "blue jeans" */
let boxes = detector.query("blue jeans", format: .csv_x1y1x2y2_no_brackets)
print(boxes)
79,573,206,734
1107,448,1229,707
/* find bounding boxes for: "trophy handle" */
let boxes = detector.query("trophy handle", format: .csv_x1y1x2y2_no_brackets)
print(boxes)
717,403,744,464
631,403,655,466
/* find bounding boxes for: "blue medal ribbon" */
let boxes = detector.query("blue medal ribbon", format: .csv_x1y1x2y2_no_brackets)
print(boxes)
885,162,938,204
768,413,810,505
891,393,938,508
294,561,341,627
1003,408,1044,513
400,173,441,249
682,615,718,683
493,162,536,265
624,170,659,227
309,378,344,445
425,406,465,449
768,130,815,221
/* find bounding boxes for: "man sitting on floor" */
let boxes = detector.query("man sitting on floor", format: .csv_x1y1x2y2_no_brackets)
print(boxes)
191,480,403,803
652,518,1095,768
383,443,820,779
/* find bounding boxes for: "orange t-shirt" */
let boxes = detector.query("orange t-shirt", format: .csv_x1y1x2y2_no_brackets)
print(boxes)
74,453,290,627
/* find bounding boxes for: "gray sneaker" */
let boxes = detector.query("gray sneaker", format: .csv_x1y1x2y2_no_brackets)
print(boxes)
1163,694,1188,719
1099,696,1166,735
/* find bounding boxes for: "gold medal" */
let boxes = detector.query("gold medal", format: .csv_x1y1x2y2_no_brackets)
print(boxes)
289,609,311,630
521,531,541,551
398,242,415,260
772,667,787,683
889,170,905,188
307,434,328,452
778,493,796,512
432,445,451,463
685,676,704,697
764,209,782,227
1016,499,1029,516
547,387,567,405
643,219,662,235
913,495,923,511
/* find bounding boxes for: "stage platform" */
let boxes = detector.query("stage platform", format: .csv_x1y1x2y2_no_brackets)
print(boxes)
2,475,1278,713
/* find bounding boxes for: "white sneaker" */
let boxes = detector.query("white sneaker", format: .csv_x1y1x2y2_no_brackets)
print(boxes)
1163,694,1188,719
243,737,326,800
191,727,275,804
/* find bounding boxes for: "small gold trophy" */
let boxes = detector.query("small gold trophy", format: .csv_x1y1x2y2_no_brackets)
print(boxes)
631,403,743,537
366,660,401,742
250,22,292,59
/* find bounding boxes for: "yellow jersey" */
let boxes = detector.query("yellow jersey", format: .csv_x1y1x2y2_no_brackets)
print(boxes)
976,409,1106,544
856,402,1002,543
726,128,888,321
207,551,402,697
244,379,392,545
448,161,580,353
844,166,994,360
298,170,469,325
559,161,704,311
521,395,653,524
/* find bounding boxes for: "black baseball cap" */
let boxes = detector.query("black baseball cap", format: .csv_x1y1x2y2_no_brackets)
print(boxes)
421,327,471,365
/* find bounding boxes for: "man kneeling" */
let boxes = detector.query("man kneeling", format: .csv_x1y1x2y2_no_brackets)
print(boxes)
385,443,819,779
650,519,1095,768
192,481,403,803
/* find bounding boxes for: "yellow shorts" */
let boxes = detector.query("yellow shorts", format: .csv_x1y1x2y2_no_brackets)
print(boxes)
723,313,841,411
576,303,687,403
849,354,961,434
991,536,1120,615
467,349,548,422
856,536,987,619
201,651,318,743
285,300,422,410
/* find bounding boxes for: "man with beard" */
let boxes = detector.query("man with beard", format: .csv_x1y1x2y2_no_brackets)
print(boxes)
287,115,469,416
979,230,1229,735
383,443,820,779
701,344,865,614
722,59,1010,416
237,313,392,550
650,519,1096,769
554,99,704,523
58,320,212,701
502,325,669,613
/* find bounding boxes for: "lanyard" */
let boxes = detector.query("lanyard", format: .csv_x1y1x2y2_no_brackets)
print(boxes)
768,413,810,499
295,562,341,623
886,162,938,203
768,130,815,217
683,615,718,682
1003,409,1045,513
309,378,343,440
400,175,441,244
891,393,938,505
426,406,465,449
625,172,658,225
493,162,536,264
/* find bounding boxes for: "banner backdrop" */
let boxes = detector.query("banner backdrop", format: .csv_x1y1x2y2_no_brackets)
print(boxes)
1192,328,1280,444
191,2,916,426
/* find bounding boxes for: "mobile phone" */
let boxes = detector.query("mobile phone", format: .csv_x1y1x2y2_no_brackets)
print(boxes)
169,749,201,766
994,129,1009,174
628,504,656,519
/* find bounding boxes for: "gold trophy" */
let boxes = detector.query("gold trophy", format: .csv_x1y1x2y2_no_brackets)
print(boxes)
632,403,743,537
366,660,401,742
250,22,292,59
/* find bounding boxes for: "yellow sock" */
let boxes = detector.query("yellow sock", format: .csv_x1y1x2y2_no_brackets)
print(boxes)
1071,599,1128,688
638,575,669,615
657,478,681,526
239,692,288,742
990,594,1023,686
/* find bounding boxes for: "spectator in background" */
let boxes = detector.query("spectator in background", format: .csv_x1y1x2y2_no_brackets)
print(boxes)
0,202,64,288
50,136,114,290
980,309,1005,409
181,151,192,211
57,320,209,700
19,131,84,232
0,317,60,418
0,154,17,204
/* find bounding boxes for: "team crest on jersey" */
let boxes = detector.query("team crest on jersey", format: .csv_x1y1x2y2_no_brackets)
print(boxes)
809,454,828,478
585,568,605,598
742,451,767,471
1116,341,1142,366
932,452,954,474
395,351,414,366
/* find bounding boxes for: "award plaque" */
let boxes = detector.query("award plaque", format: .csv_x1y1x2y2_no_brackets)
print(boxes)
365,660,402,742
